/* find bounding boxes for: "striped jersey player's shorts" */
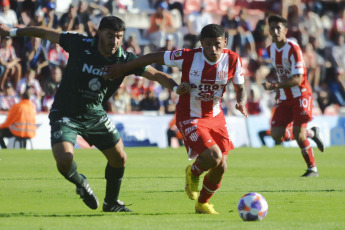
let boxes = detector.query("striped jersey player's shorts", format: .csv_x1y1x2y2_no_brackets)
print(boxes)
176,113,234,159
272,96,312,128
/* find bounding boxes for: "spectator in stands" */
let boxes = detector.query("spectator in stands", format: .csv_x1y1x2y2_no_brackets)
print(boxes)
59,3,83,33
0,36,21,90
326,67,345,107
139,88,160,111
44,1,59,29
0,82,19,111
154,0,185,26
42,64,61,111
221,7,240,52
78,0,93,36
16,0,35,27
153,34,177,74
0,0,18,28
122,34,141,56
326,34,345,76
25,36,49,82
329,6,345,43
129,76,146,111
47,42,68,69
146,1,175,51
0,85,36,149
246,84,262,115
186,2,212,47
108,86,131,113
161,89,178,114
16,68,43,112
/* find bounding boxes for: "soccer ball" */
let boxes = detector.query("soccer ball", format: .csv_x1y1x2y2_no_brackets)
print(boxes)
237,192,268,221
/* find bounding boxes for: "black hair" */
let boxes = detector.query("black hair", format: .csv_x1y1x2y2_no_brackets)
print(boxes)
98,16,126,32
200,24,225,40
268,14,288,28
22,84,32,99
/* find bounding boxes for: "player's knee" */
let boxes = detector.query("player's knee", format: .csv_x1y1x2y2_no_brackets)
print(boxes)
208,150,223,168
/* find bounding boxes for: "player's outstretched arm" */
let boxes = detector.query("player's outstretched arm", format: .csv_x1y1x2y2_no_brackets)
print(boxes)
104,52,166,80
234,83,248,117
142,66,190,95
0,24,61,44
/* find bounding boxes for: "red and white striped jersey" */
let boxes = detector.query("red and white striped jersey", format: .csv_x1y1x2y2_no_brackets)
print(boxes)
267,39,312,100
164,48,244,119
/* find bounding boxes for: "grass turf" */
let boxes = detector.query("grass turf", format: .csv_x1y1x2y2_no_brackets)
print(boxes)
0,146,344,230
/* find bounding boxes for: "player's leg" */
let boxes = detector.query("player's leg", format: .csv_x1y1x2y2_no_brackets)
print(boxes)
100,139,132,212
293,125,319,177
52,141,99,209
50,113,98,209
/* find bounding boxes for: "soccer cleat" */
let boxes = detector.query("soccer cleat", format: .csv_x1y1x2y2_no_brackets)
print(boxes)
185,165,199,200
103,200,132,212
76,174,99,210
195,202,219,214
301,170,319,177
311,127,324,152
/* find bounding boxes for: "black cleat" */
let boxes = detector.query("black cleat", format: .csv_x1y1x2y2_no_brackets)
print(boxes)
103,200,132,212
311,127,324,152
301,170,319,177
76,174,99,210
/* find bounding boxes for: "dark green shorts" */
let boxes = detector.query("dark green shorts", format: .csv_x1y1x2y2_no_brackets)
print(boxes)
49,112,121,150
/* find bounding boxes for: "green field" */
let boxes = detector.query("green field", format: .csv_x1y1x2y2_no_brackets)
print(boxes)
0,146,344,230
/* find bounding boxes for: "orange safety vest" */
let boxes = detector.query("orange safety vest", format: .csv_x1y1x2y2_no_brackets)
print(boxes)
0,99,36,138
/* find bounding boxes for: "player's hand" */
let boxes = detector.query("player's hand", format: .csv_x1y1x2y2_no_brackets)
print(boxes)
0,24,10,37
103,63,127,80
235,103,248,118
176,82,191,95
261,81,276,90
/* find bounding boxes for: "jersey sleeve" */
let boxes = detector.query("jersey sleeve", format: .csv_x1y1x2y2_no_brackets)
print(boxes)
232,57,245,85
290,46,305,76
59,32,85,53
163,49,185,69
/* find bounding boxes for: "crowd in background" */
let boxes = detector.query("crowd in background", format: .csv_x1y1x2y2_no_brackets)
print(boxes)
0,0,344,118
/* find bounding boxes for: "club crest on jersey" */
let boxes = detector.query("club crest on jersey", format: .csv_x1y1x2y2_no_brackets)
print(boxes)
218,70,227,80
88,78,101,91
284,58,290,66
174,50,182,57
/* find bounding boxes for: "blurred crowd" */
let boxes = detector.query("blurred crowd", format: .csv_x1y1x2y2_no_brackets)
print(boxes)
0,0,344,117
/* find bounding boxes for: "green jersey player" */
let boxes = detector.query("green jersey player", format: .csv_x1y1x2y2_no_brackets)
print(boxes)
0,16,189,212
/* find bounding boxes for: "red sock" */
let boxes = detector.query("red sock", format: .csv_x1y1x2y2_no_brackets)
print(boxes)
198,176,221,203
191,162,205,177
298,139,316,168
282,127,294,141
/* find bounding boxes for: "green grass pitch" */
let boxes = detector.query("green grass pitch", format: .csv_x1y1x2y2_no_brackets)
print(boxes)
0,146,344,230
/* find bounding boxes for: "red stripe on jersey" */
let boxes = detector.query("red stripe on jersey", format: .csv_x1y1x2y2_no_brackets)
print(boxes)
201,62,217,117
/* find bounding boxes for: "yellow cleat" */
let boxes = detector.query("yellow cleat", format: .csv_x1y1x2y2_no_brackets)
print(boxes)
185,165,199,200
195,202,219,214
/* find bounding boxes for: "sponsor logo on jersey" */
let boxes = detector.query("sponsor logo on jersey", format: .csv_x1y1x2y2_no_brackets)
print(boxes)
82,63,106,76
190,70,201,78
82,38,93,43
182,119,198,125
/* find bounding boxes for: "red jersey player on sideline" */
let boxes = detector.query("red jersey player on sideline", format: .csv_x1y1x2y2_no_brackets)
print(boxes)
104,24,248,214
262,15,324,177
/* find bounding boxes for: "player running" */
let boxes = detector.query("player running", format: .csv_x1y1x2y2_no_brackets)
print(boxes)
0,16,189,212
262,15,324,177
104,24,248,214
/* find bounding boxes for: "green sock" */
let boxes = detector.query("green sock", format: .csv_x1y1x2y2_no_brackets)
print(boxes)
58,161,84,187
104,163,124,204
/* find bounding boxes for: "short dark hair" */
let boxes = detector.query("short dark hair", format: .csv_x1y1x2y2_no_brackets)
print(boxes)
200,24,225,40
268,14,288,28
99,16,126,32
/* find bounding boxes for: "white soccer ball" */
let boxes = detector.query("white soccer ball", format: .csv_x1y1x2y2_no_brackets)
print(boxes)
88,78,101,91
237,192,268,221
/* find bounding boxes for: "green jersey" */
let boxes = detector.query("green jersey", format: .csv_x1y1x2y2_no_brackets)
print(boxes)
51,32,146,116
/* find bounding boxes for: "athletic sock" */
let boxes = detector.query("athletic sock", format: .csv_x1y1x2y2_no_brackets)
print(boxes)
59,161,84,187
298,139,316,169
104,163,124,204
191,161,205,177
198,175,221,203
282,128,294,141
